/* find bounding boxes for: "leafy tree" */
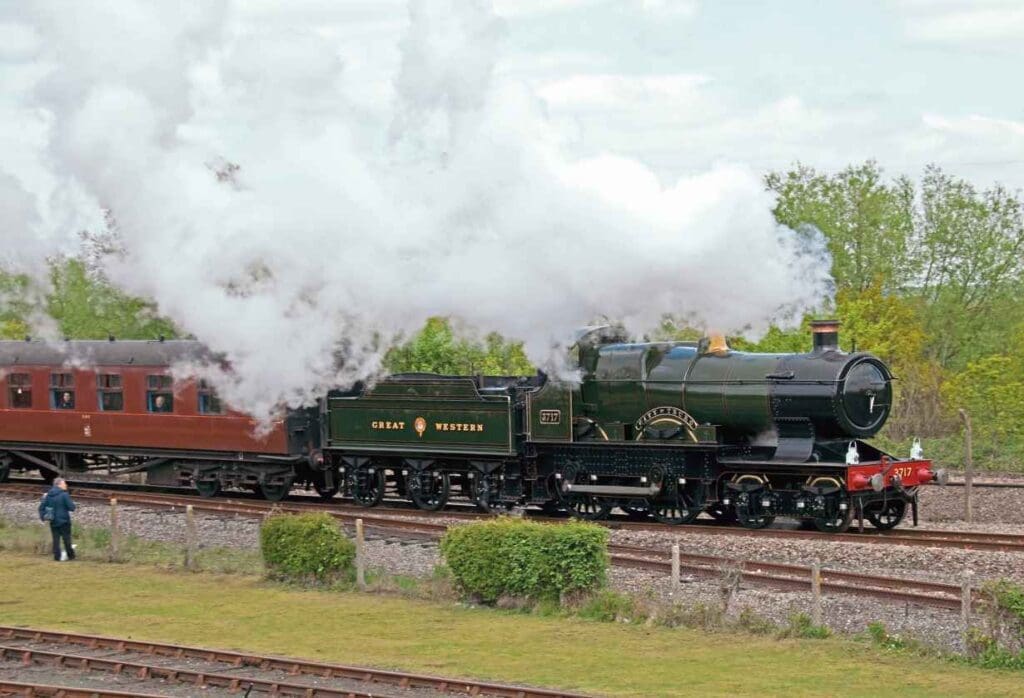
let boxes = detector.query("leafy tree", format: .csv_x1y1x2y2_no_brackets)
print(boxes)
45,259,177,340
0,272,32,339
385,316,534,376
766,161,915,294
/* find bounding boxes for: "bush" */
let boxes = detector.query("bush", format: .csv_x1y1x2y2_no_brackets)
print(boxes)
778,613,831,639
440,518,608,603
259,513,355,584
967,579,1024,668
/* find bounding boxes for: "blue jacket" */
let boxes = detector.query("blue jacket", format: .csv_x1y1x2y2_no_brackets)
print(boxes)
39,486,76,527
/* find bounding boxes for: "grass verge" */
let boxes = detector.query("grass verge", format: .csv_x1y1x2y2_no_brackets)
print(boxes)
0,553,1022,697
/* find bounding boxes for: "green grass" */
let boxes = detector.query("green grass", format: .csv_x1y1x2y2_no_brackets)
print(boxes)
0,516,263,575
0,553,1022,697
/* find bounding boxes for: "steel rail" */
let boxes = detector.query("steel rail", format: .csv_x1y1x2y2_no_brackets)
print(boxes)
0,680,166,697
0,628,592,698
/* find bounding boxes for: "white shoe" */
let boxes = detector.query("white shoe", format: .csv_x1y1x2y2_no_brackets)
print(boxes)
59,551,68,561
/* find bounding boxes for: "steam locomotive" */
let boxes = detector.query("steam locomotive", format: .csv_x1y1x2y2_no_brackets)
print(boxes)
0,321,944,532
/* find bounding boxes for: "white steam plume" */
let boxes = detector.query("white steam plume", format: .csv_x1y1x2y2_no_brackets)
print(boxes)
0,0,831,419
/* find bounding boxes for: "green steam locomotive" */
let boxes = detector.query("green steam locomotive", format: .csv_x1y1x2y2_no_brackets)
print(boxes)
322,321,945,532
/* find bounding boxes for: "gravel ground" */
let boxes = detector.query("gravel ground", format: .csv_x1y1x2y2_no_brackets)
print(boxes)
1,492,1011,657
918,485,1024,524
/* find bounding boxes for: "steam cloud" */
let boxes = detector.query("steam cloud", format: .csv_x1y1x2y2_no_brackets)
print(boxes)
0,1,831,419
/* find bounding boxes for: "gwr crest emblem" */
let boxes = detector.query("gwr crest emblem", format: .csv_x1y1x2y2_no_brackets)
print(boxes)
414,417,426,438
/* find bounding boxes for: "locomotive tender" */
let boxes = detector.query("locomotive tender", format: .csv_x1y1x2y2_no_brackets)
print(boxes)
0,321,945,532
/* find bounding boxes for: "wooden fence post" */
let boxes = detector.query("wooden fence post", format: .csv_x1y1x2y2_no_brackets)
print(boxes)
811,559,823,626
109,498,120,562
355,518,366,590
958,409,974,523
671,543,680,593
184,505,197,571
961,569,973,634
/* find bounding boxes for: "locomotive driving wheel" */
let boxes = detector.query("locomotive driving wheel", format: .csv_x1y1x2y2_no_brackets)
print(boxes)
651,487,703,525
350,467,385,507
864,499,907,530
557,466,613,521
408,470,451,511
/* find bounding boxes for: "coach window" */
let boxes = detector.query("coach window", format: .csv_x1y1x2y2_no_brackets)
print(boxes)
7,373,32,408
98,374,124,411
50,372,75,409
147,375,174,413
197,379,223,414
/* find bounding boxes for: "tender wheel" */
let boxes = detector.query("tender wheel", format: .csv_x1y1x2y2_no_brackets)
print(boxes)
621,499,650,521
351,467,385,508
865,499,907,531
409,470,450,511
195,479,221,498
258,477,293,502
471,472,501,513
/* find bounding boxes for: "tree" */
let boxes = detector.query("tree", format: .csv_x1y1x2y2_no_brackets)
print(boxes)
766,161,915,294
385,317,534,376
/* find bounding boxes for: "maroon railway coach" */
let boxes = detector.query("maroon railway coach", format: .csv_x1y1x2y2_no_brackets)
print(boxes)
0,339,324,500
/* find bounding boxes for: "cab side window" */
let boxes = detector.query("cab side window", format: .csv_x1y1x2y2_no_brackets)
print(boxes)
98,374,124,411
51,372,75,409
147,375,174,413
197,379,223,414
7,373,32,408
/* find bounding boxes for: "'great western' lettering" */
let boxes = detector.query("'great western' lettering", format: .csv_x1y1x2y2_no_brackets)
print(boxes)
371,420,405,430
435,422,485,432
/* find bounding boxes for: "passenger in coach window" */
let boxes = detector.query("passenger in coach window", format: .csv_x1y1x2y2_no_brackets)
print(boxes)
58,391,74,409
153,394,169,412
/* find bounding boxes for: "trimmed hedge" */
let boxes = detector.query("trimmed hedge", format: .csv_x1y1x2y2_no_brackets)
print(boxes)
259,513,355,583
439,518,608,603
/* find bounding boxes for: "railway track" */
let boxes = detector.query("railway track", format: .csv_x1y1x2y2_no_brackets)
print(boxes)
3,480,1021,553
0,626,590,698
608,544,968,610
0,482,984,611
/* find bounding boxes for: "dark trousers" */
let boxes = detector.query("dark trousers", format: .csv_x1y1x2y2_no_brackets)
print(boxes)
50,523,74,561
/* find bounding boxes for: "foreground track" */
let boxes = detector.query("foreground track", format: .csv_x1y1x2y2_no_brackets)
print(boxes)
0,484,985,611
3,480,1022,553
0,626,590,698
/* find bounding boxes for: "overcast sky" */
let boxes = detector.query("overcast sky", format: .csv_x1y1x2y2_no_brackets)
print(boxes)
2,0,1022,204
308,0,1024,189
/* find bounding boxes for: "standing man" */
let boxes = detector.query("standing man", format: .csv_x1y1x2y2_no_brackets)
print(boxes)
39,478,76,561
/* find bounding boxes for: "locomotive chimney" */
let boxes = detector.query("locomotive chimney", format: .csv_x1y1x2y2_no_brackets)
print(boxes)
810,320,840,353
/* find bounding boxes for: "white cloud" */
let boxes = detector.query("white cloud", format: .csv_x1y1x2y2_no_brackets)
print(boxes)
898,0,1024,43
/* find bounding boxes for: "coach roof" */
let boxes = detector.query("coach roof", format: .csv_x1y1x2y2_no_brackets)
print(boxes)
0,339,217,368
